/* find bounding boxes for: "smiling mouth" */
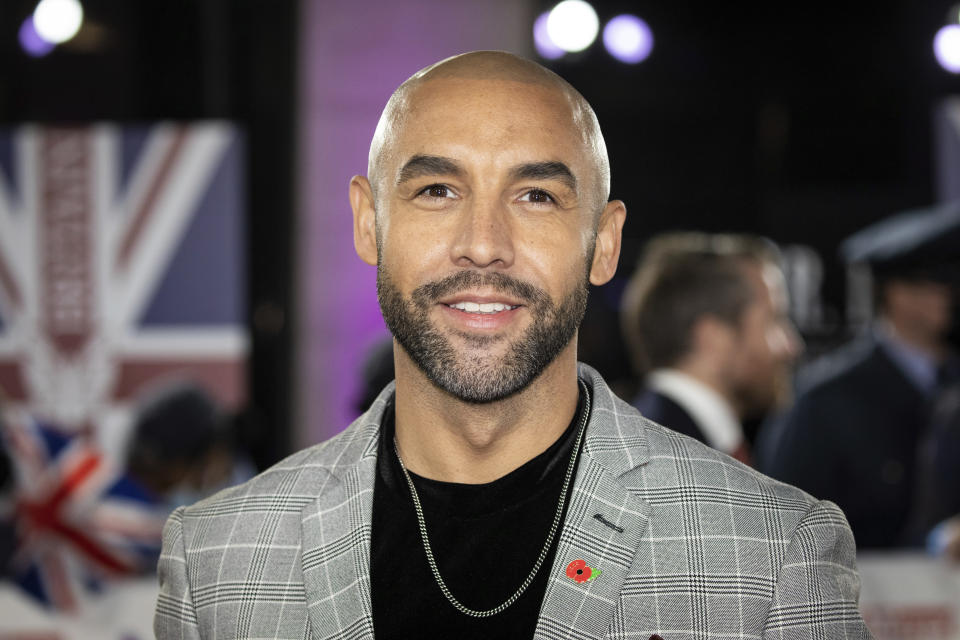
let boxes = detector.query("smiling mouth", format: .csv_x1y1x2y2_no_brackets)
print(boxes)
445,301,519,314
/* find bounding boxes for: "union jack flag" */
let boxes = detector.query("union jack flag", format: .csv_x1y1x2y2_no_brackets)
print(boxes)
0,122,247,445
1,412,166,611
0,123,248,609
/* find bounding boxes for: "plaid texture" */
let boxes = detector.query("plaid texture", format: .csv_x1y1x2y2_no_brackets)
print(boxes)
155,363,872,639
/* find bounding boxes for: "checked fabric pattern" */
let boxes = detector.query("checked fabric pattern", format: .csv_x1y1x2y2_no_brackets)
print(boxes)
155,363,873,639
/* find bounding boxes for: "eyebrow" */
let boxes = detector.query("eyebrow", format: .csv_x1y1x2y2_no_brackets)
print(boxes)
397,155,465,185
509,161,577,193
395,155,578,194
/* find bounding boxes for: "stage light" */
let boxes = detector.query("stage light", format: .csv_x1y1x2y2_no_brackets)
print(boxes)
534,12,565,60
33,0,84,45
19,16,55,57
546,0,599,53
603,14,653,64
934,24,960,73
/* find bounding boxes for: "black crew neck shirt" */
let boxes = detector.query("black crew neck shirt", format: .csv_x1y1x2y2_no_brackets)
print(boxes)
370,386,587,640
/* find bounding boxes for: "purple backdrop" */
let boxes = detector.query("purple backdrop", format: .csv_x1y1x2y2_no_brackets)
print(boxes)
297,0,534,446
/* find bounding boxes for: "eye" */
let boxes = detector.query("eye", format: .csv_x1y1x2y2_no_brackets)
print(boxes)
518,189,555,205
418,184,454,199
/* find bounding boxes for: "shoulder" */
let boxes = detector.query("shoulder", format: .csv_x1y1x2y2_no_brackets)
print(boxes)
581,364,817,527
794,336,886,398
177,388,389,529
642,416,816,512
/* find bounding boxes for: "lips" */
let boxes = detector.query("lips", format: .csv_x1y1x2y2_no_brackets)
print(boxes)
438,290,525,317
436,292,524,332
445,301,519,314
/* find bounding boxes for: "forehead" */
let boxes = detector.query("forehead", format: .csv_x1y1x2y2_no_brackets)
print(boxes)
389,77,590,174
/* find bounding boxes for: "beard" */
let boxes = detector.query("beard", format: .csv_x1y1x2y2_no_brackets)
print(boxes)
733,362,793,420
377,267,589,403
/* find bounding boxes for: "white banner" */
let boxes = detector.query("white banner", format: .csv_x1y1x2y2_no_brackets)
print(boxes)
0,578,156,639
859,552,960,640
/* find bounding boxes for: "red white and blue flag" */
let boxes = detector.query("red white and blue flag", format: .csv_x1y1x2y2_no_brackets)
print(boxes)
0,123,248,608
1,413,166,610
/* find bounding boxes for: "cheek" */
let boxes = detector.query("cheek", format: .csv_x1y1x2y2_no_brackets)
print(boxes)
379,221,447,273
739,320,778,368
517,223,589,271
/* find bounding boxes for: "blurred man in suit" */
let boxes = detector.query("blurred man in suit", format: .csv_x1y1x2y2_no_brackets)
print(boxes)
761,203,960,549
911,382,960,558
155,51,870,639
621,233,802,464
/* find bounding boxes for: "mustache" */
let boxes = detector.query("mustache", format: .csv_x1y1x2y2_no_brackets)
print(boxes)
411,271,550,307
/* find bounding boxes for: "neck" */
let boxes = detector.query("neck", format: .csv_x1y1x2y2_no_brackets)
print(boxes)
671,359,743,418
883,317,946,362
392,344,580,484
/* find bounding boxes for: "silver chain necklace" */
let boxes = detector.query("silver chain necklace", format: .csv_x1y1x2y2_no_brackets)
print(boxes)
392,379,590,618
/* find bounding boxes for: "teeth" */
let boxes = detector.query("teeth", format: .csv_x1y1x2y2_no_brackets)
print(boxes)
450,301,516,314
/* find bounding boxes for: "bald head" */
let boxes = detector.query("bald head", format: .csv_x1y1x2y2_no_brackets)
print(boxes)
367,51,611,213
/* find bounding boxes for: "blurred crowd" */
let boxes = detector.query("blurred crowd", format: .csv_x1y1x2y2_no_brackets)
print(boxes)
0,381,253,610
619,202,960,559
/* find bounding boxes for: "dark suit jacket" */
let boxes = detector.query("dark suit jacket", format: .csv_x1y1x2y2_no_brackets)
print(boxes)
759,337,928,548
632,388,708,445
909,382,960,540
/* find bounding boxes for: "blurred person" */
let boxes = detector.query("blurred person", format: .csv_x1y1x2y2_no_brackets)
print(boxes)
155,51,870,638
620,233,801,464
910,381,960,559
760,203,960,549
126,381,254,512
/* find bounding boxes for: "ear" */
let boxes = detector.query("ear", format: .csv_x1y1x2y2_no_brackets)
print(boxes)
589,199,626,286
350,175,378,266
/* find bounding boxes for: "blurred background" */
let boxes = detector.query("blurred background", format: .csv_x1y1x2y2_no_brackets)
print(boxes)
0,0,958,637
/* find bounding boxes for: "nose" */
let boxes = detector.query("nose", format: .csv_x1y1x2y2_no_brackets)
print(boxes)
449,197,515,269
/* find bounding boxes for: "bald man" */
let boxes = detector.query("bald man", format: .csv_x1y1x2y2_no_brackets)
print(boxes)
155,52,871,639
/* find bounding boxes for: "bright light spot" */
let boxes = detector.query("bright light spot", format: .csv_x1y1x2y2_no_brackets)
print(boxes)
603,14,653,64
546,0,599,53
533,12,565,60
935,24,960,73
19,17,55,57
33,0,84,45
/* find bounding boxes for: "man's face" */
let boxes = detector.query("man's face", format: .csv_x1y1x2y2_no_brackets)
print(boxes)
360,77,613,403
728,262,801,417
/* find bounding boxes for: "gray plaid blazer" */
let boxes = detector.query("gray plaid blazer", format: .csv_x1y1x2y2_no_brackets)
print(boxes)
155,364,873,639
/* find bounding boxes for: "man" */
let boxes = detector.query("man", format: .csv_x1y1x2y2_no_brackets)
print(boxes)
155,52,871,638
760,203,960,549
621,233,801,464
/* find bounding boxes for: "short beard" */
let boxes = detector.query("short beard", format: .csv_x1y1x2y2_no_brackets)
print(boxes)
377,268,589,403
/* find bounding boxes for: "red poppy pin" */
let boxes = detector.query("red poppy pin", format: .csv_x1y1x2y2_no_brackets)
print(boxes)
565,558,601,583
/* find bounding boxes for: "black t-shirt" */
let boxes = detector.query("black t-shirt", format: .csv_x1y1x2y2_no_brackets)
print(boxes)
370,387,587,639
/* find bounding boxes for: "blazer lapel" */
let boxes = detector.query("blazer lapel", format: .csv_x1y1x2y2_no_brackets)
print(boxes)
534,363,656,639
300,458,378,640
534,453,651,639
